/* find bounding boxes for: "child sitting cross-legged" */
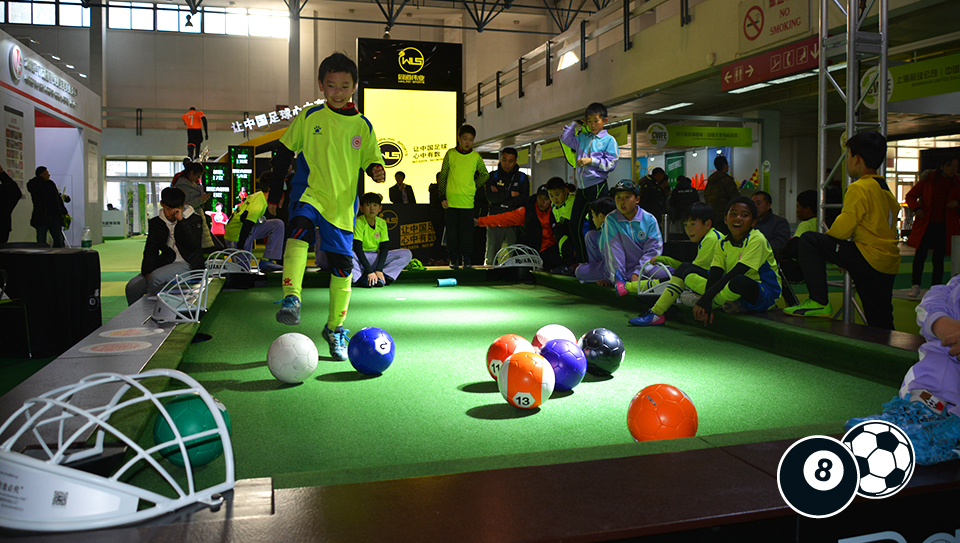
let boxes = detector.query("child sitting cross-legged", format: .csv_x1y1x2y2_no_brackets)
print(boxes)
630,197,780,326
575,180,671,292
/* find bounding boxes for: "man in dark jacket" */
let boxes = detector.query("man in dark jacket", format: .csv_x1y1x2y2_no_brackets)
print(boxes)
478,185,560,270
388,171,416,204
27,166,68,247
0,164,21,244
125,187,204,305
483,147,529,265
637,167,669,222
668,175,700,231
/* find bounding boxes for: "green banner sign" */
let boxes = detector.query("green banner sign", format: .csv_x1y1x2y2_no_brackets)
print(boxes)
665,153,685,185
863,52,960,108
646,123,753,148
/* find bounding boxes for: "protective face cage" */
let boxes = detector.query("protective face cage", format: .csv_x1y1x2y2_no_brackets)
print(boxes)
635,262,674,296
205,249,262,278
152,268,210,324
0,369,234,532
494,244,543,270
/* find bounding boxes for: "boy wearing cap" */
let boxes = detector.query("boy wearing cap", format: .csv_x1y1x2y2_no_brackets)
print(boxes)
477,184,561,270
125,187,205,305
575,179,669,289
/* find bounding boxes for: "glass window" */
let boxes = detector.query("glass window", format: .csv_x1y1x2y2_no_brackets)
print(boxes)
109,2,132,29
0,3,4,23
895,158,919,172
204,7,225,34
151,161,177,177
181,10,200,33
33,2,55,25
60,3,83,26
126,161,148,177
897,147,919,158
157,7,178,31
225,8,247,36
9,2,31,23
106,161,127,177
131,2,153,30
248,10,273,37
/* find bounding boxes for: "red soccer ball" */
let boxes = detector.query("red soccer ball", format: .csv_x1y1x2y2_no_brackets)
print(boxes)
627,384,698,442
486,334,535,381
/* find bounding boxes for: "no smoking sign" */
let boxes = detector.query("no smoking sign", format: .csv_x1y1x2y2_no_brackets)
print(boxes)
738,0,809,53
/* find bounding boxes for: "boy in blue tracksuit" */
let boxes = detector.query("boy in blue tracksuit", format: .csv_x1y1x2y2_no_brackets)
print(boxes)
559,102,619,265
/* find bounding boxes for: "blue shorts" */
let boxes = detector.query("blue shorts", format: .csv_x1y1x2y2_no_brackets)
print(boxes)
739,280,781,312
288,201,354,257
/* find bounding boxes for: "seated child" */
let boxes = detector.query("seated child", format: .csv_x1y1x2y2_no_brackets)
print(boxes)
777,189,818,283
223,173,284,272
318,192,412,287
575,180,670,292
575,196,617,286
624,203,721,313
845,274,960,465
630,197,781,326
545,176,579,273
476,185,561,271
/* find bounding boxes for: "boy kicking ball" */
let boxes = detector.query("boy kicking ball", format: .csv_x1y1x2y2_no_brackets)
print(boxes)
267,53,386,360
630,197,780,326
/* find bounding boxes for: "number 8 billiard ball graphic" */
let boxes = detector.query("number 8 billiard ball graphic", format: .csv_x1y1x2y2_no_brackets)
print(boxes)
777,435,860,518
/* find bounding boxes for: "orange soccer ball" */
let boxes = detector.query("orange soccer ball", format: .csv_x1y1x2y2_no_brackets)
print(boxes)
486,334,535,381
627,384,698,442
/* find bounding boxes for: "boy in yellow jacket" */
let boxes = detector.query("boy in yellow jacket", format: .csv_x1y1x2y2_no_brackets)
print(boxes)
784,131,901,329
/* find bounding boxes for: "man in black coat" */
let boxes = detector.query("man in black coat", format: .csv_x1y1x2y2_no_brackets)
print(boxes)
388,171,416,204
27,166,68,247
125,187,205,305
0,164,21,244
483,147,529,265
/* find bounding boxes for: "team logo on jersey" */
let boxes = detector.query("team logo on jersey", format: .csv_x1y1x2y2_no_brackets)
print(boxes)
313,126,323,135
8,44,23,84
398,47,425,74
352,135,362,149
378,138,405,168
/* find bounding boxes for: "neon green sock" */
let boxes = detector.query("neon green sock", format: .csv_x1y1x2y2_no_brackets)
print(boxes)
328,274,352,329
631,278,659,294
713,285,742,307
684,274,731,309
282,238,308,299
651,276,685,315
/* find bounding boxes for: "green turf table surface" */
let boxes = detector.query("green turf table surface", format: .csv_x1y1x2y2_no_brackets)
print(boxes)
159,282,898,490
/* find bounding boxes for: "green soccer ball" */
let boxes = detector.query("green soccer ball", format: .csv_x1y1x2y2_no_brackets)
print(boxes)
153,394,232,468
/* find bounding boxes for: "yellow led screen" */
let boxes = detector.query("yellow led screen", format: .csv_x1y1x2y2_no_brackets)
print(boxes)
363,88,458,204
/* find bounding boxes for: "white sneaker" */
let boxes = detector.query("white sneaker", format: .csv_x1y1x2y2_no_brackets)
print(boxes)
909,285,921,299
679,290,701,307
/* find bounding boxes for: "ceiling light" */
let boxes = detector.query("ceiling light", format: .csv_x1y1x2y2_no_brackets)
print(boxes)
768,71,817,84
557,51,579,71
78,73,87,78
52,55,61,61
727,83,771,94
692,151,698,157
645,102,694,115
65,64,75,69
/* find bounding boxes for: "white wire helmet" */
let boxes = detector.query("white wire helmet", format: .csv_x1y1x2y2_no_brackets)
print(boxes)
152,268,210,323
205,249,261,277
0,369,234,532
494,244,543,270
635,262,674,296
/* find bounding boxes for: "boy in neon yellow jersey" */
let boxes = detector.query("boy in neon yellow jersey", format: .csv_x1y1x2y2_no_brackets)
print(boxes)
545,176,578,271
784,131,901,329
631,198,781,326
438,124,489,269
267,53,385,360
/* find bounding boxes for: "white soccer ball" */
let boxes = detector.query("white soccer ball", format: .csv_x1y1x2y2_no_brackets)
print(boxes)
842,421,915,498
532,324,577,350
267,333,319,384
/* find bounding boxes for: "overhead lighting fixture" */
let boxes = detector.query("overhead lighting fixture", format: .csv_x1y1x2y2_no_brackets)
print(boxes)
78,73,87,78
727,83,771,94
65,64,75,69
15,37,38,45
768,71,817,84
557,51,579,70
52,55,61,61
645,102,693,115
692,151,698,157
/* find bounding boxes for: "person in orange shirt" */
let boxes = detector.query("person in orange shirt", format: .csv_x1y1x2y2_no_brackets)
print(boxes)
182,107,208,161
